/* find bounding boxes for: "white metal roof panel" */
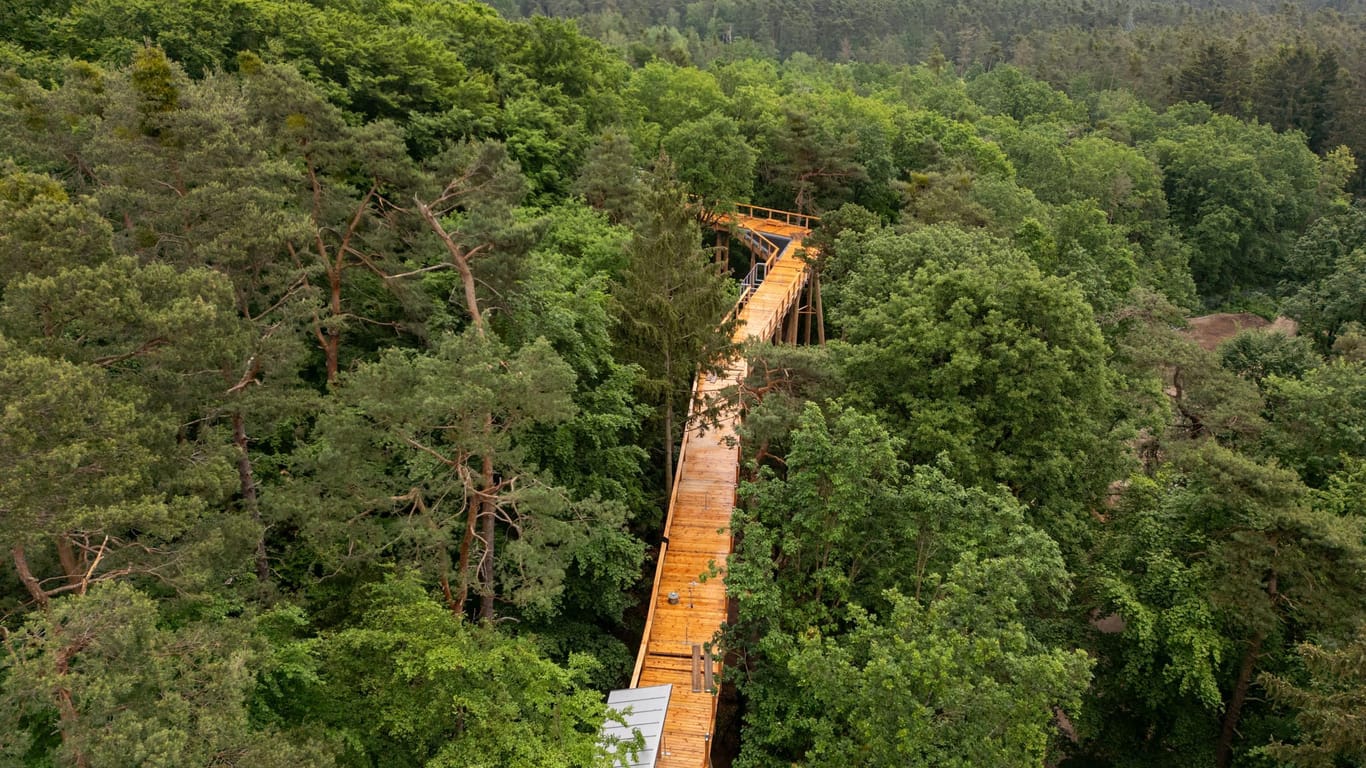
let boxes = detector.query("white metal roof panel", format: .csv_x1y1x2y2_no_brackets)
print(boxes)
601,684,672,768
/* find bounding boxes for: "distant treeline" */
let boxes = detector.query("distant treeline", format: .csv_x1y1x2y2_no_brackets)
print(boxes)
507,0,1366,193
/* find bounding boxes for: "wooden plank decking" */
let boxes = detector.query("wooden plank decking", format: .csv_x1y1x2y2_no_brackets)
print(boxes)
628,210,815,768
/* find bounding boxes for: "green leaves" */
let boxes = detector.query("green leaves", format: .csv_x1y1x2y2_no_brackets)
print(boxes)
1090,440,1366,762
0,250,255,601
307,577,614,768
1094,473,1230,711
342,331,578,457
663,112,758,204
729,402,1087,767
1,583,328,768
840,243,1121,548
3,8,1365,767
1263,360,1366,487
2,257,247,394
1285,245,1366,352
1150,111,1326,297
1261,625,1366,767
0,164,113,288
625,61,726,136
791,590,1091,768
309,328,632,619
965,66,1086,125
0,337,157,550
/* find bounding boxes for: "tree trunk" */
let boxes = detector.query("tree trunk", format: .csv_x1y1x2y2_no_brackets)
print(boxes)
439,571,458,612
11,545,49,608
232,412,271,586
418,195,495,619
1218,572,1279,768
415,197,484,338
453,255,484,337
55,534,83,586
479,452,496,623
1216,631,1265,768
54,637,90,768
55,685,88,768
455,485,478,612
1171,366,1205,438
663,392,675,499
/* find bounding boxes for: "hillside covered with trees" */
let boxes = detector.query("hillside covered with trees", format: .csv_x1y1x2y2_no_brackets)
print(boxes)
0,1,1364,766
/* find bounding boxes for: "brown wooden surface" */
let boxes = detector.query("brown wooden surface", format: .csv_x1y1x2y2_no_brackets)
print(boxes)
630,211,816,768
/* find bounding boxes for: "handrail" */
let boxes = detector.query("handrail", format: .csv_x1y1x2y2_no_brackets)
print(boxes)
739,240,810,343
687,195,821,230
737,228,779,264
630,535,668,686
731,202,819,229
703,683,719,768
722,260,766,326
632,234,792,686
630,363,708,686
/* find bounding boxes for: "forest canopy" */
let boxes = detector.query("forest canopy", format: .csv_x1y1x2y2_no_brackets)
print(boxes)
1,1,1364,767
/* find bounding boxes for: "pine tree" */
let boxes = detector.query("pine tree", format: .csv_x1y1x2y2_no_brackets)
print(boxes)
1173,41,1247,115
613,155,737,497
1252,43,1340,153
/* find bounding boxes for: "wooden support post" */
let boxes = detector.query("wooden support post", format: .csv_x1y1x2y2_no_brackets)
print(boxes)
802,276,814,345
704,647,715,691
813,271,826,345
692,644,704,692
785,301,799,345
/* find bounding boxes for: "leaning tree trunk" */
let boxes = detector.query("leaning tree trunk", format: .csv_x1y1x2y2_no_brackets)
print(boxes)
455,485,479,611
323,259,342,383
1216,631,1265,768
1218,573,1277,768
11,545,49,608
55,534,83,588
55,660,89,767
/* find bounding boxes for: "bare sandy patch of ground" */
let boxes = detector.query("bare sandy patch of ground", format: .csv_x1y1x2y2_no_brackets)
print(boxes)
1182,313,1298,350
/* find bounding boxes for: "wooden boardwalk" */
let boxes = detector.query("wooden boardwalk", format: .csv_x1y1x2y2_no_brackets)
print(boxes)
628,207,815,768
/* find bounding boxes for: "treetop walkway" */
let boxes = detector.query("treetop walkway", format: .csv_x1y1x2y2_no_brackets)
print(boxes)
620,204,818,768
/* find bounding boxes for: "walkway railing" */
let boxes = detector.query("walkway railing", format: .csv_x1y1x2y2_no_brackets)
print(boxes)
630,363,706,687
687,195,820,230
731,202,818,229
737,228,779,264
736,260,767,312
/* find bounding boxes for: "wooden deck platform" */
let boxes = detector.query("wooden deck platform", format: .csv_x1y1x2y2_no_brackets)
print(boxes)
628,209,816,768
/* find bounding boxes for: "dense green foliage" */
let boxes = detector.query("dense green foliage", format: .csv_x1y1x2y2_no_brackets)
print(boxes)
1,1,1364,767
